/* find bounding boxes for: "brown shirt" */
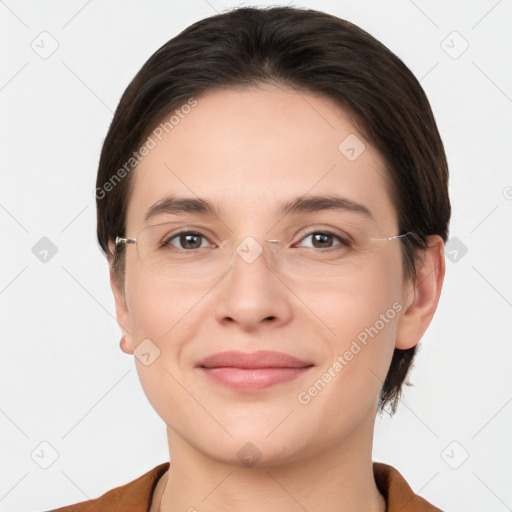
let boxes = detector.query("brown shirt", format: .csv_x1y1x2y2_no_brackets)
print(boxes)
49,462,442,511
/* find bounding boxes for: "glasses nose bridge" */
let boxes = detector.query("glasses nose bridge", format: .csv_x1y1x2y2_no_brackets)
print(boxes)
227,235,284,269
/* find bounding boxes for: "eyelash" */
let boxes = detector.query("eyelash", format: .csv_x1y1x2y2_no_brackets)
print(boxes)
162,230,352,251
294,231,352,250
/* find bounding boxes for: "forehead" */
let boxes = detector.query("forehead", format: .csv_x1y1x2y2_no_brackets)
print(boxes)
126,86,397,232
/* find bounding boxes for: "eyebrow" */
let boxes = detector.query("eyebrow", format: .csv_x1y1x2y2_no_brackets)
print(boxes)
144,194,373,223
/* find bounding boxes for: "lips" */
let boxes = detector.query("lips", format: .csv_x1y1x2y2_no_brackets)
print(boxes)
197,350,312,369
196,350,314,391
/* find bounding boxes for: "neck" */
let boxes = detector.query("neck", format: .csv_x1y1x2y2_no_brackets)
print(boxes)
156,412,386,512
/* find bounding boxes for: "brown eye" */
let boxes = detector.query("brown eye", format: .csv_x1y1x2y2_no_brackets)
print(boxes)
165,232,209,250
297,231,350,249
311,233,333,248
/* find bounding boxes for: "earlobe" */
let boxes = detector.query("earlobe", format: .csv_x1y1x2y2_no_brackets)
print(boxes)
108,241,134,355
119,333,132,354
395,235,446,350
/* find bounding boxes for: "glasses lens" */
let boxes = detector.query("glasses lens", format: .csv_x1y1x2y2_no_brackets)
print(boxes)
137,224,230,282
272,235,388,280
135,223,406,282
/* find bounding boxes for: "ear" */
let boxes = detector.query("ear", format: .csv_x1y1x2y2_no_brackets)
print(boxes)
395,235,446,350
108,241,134,355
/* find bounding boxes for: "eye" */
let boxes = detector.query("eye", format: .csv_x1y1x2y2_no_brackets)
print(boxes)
295,231,351,250
164,231,213,250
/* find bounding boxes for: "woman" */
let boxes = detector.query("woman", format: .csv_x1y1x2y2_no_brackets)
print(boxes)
53,6,449,511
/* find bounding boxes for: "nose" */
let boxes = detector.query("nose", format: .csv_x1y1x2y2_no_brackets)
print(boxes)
214,236,293,332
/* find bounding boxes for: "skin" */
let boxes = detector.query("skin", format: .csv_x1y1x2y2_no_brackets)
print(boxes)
108,86,445,512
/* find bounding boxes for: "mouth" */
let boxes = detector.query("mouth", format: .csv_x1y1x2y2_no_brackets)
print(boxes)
195,350,314,392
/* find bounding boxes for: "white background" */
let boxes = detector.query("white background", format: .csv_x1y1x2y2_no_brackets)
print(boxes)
1,1,511,511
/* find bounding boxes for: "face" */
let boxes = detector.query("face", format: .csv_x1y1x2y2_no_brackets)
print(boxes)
112,86,417,467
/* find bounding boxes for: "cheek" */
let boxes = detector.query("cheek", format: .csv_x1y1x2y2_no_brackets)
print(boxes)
292,269,402,443
305,254,403,390
123,271,207,421
305,252,403,340
124,257,206,342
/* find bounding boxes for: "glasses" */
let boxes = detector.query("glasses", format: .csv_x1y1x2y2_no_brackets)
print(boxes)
115,221,422,283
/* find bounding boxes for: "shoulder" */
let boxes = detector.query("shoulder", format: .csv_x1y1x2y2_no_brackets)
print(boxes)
373,462,442,512
48,462,170,512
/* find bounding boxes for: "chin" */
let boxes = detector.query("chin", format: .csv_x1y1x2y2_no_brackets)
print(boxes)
197,433,309,469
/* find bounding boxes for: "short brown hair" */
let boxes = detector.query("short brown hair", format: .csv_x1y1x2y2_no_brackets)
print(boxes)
96,6,450,413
